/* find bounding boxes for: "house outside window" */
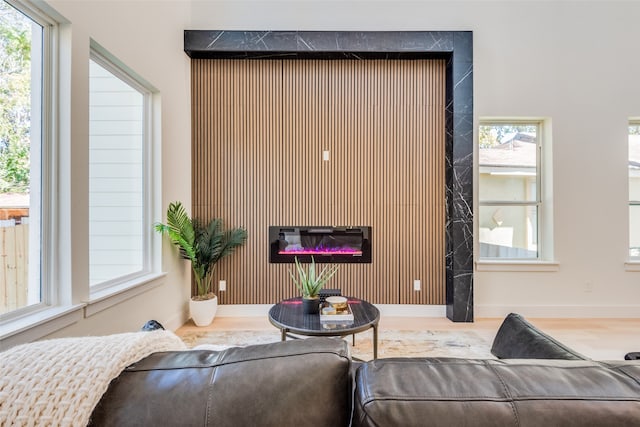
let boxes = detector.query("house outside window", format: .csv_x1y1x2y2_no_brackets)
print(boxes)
0,0,52,317
89,46,154,290
629,123,640,259
478,121,542,260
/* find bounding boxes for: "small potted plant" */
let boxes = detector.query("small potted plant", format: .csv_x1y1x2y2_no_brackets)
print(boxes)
288,256,339,314
155,201,247,326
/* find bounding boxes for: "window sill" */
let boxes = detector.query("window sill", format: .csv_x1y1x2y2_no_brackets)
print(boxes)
0,304,85,349
624,262,640,272
0,273,168,350
475,260,560,272
84,272,167,317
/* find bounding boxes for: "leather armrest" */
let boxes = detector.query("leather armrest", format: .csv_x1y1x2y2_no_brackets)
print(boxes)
490,313,587,360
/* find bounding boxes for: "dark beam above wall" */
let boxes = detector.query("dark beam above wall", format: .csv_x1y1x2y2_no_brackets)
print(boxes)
184,30,458,59
183,30,474,322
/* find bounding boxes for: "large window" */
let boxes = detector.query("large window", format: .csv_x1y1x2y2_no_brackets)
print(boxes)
0,0,50,317
629,123,640,259
478,121,542,259
89,47,152,290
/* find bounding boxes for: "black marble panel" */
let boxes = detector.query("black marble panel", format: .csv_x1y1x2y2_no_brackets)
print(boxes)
184,30,458,57
453,31,473,63
184,30,474,321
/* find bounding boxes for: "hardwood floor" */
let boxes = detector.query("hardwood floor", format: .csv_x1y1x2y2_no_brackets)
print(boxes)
175,316,640,360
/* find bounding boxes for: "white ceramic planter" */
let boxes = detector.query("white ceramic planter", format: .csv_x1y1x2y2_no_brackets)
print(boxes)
190,295,218,327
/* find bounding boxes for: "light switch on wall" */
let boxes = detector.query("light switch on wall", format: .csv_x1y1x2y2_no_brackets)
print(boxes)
322,150,330,161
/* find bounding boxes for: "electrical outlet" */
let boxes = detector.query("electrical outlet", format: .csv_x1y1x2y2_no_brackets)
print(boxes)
219,280,226,291
323,150,330,161
413,279,421,291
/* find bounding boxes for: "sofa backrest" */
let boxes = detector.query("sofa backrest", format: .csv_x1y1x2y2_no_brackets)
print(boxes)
353,357,640,427
89,337,352,427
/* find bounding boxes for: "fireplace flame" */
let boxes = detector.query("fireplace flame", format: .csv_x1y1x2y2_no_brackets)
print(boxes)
279,249,363,255
279,244,362,256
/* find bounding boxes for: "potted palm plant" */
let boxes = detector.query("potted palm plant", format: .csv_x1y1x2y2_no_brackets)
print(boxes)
288,256,339,314
155,201,247,326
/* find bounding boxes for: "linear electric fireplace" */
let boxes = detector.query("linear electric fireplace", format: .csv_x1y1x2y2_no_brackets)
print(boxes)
269,226,371,263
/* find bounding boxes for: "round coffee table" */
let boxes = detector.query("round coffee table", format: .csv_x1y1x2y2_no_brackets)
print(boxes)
268,296,380,359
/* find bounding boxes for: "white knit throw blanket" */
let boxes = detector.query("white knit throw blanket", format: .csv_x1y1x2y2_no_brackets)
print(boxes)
0,330,186,426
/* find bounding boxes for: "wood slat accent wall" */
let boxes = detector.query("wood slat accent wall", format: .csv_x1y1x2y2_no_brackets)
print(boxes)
191,58,445,304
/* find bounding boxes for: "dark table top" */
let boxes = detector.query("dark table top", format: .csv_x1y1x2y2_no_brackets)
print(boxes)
268,296,380,337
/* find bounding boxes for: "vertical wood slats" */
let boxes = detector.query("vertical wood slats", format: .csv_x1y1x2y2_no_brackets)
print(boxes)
191,59,445,305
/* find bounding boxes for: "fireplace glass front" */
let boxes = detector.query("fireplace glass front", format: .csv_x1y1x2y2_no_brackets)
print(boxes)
269,226,372,263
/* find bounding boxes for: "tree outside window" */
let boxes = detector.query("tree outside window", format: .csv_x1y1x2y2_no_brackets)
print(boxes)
0,1,31,194
0,0,43,315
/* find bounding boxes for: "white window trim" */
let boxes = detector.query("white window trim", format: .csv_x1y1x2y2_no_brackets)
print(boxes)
84,272,166,316
477,118,555,267
0,304,84,349
624,262,640,272
87,40,161,298
0,272,168,346
475,260,560,272
628,119,640,263
0,0,85,349
0,0,59,325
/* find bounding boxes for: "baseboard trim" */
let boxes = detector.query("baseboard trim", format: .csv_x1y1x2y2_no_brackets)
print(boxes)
476,305,640,319
217,304,447,317
217,305,273,317
175,303,640,322
165,309,189,331
376,304,446,317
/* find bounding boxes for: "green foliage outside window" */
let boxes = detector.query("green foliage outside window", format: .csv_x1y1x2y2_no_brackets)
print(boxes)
0,1,31,193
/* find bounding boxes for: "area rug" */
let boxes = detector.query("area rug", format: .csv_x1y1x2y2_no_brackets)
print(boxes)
179,329,494,361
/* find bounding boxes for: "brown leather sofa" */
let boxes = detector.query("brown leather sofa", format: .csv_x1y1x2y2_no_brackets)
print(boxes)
90,315,640,426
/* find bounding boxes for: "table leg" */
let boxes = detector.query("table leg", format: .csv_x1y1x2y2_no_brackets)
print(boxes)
372,325,378,359
352,334,355,346
281,328,287,341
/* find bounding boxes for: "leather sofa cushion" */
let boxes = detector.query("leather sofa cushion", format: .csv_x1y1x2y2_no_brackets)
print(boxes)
89,337,351,427
353,357,640,427
491,313,587,360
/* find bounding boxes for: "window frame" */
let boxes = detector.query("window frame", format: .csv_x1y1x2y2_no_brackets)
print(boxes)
628,120,640,261
0,0,57,322
478,119,545,261
88,43,156,294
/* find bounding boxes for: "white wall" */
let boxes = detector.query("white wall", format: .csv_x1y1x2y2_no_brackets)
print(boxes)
39,0,640,333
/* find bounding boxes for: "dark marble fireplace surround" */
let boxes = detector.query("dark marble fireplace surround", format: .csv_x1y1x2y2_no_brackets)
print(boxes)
184,30,473,322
